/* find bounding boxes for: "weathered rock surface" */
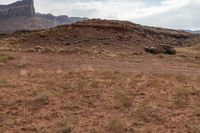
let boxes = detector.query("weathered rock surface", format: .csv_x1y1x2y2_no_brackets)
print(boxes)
0,0,35,19
0,0,87,33
144,44,176,55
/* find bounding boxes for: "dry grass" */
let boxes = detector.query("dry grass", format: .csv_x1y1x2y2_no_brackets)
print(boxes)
17,62,30,68
193,107,200,117
193,100,200,117
0,79,9,87
114,92,132,110
105,116,127,133
60,82,71,90
190,123,200,133
175,46,200,57
77,79,90,97
1,70,200,132
193,126,200,133
57,116,76,133
28,91,50,111
133,99,157,122
173,86,189,108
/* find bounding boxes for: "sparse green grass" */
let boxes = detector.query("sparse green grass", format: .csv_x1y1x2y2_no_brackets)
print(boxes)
0,54,15,63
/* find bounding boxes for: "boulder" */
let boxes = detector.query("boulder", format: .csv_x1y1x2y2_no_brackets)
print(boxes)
144,44,176,55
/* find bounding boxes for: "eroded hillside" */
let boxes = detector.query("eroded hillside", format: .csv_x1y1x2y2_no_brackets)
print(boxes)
0,19,199,54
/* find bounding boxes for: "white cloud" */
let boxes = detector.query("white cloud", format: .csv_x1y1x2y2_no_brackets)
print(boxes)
135,0,200,29
0,0,199,29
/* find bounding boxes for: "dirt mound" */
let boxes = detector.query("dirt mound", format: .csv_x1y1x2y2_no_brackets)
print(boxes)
0,19,200,54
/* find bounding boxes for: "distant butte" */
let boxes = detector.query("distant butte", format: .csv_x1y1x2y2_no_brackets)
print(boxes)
0,0,35,19
0,0,87,33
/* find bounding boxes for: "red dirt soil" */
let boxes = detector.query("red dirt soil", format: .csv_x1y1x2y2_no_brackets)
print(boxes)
0,19,200,133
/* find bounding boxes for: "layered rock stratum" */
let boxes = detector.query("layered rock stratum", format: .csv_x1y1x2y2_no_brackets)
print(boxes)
0,0,87,33
0,0,35,19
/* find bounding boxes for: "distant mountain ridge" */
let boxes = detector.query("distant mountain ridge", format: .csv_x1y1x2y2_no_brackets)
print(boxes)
183,30,200,34
0,0,87,33
189,30,200,34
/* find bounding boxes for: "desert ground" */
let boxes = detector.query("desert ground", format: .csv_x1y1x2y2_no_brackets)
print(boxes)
0,20,200,133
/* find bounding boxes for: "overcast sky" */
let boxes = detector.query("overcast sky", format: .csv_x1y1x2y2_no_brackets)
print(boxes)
1,0,200,30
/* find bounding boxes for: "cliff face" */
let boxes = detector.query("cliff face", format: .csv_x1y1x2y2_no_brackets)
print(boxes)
0,0,87,33
0,0,35,19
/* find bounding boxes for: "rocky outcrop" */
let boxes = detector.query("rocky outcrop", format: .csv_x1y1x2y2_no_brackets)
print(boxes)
0,0,35,19
144,45,176,55
0,0,87,33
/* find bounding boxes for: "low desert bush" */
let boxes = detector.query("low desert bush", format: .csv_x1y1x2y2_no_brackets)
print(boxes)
57,116,77,133
173,86,189,108
115,92,132,110
133,99,160,122
28,91,49,110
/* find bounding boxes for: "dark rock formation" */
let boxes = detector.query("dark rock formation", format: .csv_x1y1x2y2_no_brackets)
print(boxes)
0,0,35,19
144,44,176,55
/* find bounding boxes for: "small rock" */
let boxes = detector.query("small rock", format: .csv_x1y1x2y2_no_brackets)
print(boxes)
34,46,53,53
64,42,71,46
132,52,143,55
34,46,44,52
27,48,35,52
75,40,81,44
20,70,27,76
58,48,67,54
0,63,4,67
